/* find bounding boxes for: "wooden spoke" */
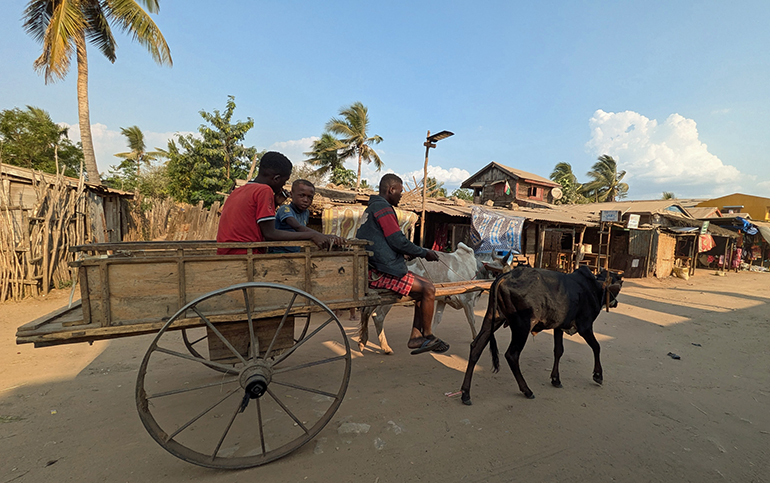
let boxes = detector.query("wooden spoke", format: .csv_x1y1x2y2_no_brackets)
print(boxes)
242,288,258,359
165,388,240,442
211,398,242,460
271,316,335,366
256,397,266,455
192,306,248,365
272,355,347,376
155,346,239,373
147,378,238,400
270,380,338,399
264,293,298,359
265,387,309,434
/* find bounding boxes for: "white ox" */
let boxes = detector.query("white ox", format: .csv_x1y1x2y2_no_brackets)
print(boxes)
359,243,484,354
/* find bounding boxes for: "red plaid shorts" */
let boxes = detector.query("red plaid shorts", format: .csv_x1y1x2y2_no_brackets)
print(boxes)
369,269,415,296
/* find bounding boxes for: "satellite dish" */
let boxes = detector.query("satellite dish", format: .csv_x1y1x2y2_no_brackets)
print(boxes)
551,187,563,200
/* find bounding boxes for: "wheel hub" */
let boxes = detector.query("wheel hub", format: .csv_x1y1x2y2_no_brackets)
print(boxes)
239,361,273,399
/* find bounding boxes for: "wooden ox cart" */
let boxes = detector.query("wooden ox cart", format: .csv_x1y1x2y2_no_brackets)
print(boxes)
16,240,490,469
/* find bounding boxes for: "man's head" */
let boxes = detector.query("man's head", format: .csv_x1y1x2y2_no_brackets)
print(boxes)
291,179,315,211
379,173,403,206
257,151,293,193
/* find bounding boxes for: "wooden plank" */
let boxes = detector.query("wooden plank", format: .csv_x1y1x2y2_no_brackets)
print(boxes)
16,300,83,333
108,261,180,325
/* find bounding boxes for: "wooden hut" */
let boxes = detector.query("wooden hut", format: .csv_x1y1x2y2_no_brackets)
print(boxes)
460,162,561,207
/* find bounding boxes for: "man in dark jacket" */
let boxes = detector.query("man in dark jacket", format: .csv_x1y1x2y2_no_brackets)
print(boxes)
356,174,449,355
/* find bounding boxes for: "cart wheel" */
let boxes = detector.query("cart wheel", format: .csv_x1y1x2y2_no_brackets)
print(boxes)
181,316,312,375
136,282,351,469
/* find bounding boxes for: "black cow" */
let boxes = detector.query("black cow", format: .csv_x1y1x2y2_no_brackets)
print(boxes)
460,265,623,405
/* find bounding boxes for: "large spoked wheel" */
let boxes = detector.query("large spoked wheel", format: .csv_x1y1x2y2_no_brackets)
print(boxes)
136,282,351,469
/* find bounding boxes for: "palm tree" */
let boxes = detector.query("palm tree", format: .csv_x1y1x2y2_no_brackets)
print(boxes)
582,155,629,202
304,133,345,176
23,0,172,185
114,125,163,178
661,191,676,200
550,162,578,185
325,102,383,191
549,162,586,204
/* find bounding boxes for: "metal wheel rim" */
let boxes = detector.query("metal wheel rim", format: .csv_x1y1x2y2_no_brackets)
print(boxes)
136,282,351,469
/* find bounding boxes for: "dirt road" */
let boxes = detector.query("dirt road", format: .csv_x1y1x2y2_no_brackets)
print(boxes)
1,272,768,482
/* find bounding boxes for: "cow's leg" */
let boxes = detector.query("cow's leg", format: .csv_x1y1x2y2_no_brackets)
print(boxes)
504,321,534,399
358,306,376,352
372,305,394,354
550,329,564,388
433,299,447,329
460,312,496,406
578,328,603,384
462,300,478,339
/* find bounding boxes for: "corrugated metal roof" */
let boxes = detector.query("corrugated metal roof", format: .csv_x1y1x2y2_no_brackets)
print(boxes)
687,206,722,218
552,200,691,217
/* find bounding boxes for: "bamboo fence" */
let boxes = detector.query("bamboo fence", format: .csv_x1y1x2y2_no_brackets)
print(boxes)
0,169,87,302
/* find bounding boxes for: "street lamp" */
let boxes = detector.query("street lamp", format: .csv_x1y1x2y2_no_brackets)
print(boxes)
421,130,454,244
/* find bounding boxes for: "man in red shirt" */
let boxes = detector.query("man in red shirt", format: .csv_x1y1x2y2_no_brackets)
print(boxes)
217,151,338,254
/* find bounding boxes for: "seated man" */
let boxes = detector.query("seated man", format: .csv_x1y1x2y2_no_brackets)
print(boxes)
216,152,340,254
269,179,317,254
356,173,448,355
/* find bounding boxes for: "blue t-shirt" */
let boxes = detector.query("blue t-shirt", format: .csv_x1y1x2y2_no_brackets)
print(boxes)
270,204,309,253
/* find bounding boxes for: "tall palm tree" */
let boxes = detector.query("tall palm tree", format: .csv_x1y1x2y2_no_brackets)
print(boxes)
23,0,172,185
582,155,629,202
304,133,345,176
114,125,162,178
325,102,383,191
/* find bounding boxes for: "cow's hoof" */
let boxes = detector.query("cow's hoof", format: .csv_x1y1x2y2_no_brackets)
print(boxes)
357,342,366,353
593,373,603,385
551,380,563,388
382,348,393,355
461,394,472,406
523,392,535,399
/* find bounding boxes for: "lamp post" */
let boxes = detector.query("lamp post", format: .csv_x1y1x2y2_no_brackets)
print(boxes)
421,130,454,244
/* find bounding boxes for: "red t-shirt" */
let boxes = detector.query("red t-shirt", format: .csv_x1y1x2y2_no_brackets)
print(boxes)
216,183,276,254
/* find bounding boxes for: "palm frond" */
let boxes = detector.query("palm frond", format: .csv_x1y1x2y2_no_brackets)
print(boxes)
28,0,84,83
107,0,172,66
83,1,117,62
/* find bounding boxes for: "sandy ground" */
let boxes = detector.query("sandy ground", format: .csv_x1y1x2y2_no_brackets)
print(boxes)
1,271,769,483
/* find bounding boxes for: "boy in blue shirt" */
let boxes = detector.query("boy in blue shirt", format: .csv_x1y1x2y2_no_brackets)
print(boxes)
271,179,318,253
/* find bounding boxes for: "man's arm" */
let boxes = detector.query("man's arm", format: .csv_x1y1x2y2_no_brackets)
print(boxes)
260,220,346,248
374,207,438,260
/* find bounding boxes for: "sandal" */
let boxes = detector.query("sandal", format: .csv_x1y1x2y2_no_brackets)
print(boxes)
410,336,450,355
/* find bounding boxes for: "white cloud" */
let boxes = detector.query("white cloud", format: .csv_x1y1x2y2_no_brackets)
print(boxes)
64,123,190,174
268,137,317,164
586,110,746,198
757,179,770,190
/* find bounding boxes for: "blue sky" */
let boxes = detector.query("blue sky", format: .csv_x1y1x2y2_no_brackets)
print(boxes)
2,1,769,199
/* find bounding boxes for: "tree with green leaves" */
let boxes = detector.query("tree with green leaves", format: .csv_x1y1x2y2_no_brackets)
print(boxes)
325,102,383,191
582,155,629,202
426,177,447,197
304,133,345,177
165,97,258,206
23,0,172,185
661,191,676,200
549,161,587,204
451,188,473,201
115,126,163,177
0,106,82,177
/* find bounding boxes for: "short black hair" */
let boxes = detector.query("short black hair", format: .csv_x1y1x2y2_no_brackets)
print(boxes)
258,151,292,177
292,179,315,190
379,173,403,194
